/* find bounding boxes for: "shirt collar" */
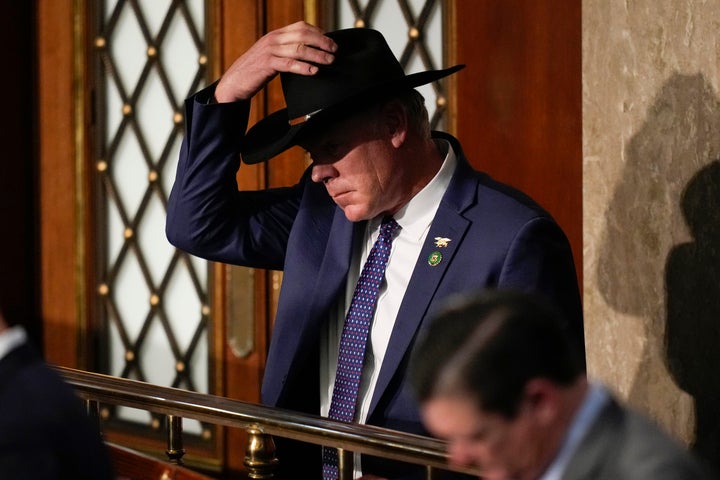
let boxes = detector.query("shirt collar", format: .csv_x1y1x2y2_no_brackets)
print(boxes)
392,139,457,241
539,381,610,480
0,325,28,361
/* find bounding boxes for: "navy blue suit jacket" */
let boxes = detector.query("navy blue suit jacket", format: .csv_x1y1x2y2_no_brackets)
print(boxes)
167,86,584,478
0,341,115,479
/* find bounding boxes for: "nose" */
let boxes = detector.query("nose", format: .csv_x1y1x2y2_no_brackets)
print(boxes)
311,163,338,184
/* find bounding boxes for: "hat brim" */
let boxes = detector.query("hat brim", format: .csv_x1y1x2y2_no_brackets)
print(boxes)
240,64,465,164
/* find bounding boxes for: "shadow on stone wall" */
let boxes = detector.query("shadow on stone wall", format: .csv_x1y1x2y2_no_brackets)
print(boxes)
598,73,720,474
666,160,720,471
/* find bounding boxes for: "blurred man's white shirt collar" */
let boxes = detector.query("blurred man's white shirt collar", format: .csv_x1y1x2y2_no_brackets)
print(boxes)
538,381,609,480
0,325,27,361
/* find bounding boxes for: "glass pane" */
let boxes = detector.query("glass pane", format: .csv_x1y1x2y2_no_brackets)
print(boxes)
335,0,445,127
94,0,210,436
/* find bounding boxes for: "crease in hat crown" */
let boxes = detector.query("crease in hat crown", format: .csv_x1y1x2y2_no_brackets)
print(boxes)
240,27,465,164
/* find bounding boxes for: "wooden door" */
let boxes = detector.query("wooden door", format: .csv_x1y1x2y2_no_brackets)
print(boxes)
451,1,583,287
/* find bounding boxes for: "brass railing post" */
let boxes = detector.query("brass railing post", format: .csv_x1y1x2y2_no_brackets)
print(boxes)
86,399,102,436
337,448,353,480
166,414,185,464
244,426,278,479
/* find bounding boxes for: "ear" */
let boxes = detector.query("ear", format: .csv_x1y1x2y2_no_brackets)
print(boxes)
522,378,560,427
380,99,408,148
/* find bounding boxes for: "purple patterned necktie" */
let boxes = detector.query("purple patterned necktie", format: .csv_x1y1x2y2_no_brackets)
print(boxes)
322,216,400,480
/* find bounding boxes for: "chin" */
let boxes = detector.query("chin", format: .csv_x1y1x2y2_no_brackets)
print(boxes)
341,207,371,223
479,467,515,480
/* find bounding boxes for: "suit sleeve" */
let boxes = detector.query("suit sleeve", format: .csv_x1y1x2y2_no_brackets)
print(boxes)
498,216,585,362
165,84,304,270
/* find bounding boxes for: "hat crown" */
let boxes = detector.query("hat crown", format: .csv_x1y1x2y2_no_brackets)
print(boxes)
240,27,464,164
281,28,405,119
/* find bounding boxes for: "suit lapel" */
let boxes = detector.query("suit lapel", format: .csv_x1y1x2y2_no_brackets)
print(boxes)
369,146,477,414
264,201,356,407
370,210,470,414
306,208,358,324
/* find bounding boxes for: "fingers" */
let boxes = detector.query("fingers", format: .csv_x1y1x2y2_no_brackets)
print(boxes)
274,42,336,75
215,22,337,103
272,21,336,53
264,21,337,73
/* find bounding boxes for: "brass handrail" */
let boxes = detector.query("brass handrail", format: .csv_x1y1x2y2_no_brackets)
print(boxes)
58,367,479,478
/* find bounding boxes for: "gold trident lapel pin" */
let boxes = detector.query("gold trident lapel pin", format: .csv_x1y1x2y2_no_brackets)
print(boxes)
434,237,451,248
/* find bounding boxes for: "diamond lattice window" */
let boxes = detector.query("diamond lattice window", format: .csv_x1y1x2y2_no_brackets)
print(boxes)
335,0,447,128
92,0,210,436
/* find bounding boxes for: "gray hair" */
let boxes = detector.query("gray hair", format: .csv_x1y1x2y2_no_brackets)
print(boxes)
396,89,432,138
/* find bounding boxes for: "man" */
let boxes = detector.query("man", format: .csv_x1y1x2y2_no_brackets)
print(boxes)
0,292,115,479
166,22,582,479
410,290,713,480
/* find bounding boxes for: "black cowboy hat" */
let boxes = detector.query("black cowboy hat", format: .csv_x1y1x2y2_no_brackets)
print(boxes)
240,27,465,164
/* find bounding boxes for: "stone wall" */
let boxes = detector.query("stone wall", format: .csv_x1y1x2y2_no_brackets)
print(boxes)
583,0,720,469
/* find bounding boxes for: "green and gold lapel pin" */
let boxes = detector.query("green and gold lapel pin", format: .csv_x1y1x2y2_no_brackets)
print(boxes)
428,251,443,266
428,237,451,266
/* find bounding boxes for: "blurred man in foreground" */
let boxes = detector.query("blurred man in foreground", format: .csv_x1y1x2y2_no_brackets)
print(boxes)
410,290,713,480
0,290,115,479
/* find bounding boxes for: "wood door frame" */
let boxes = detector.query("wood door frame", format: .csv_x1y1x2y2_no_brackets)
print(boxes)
451,1,583,288
37,0,89,368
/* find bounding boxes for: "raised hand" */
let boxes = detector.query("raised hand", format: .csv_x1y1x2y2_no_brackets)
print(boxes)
215,21,338,103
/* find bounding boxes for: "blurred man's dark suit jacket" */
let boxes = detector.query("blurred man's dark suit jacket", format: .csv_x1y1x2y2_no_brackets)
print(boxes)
0,340,115,479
